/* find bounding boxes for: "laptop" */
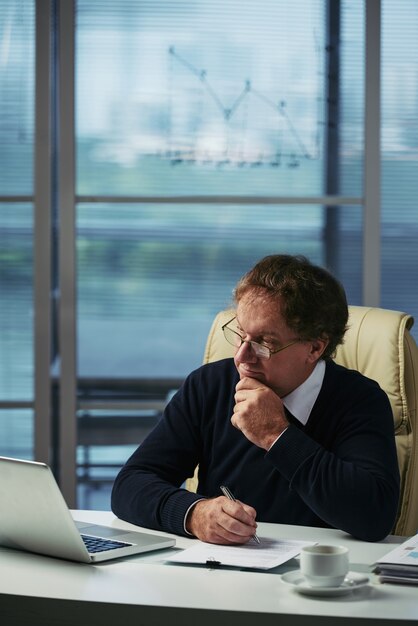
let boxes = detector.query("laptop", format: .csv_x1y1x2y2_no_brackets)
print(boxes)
0,456,175,563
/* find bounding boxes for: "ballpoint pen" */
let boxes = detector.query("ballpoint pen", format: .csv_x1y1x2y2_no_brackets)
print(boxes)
220,485,260,544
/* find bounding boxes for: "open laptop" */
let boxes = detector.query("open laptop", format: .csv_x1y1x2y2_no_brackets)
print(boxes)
0,456,175,563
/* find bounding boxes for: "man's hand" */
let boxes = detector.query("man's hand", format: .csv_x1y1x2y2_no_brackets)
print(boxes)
232,376,289,449
186,497,257,544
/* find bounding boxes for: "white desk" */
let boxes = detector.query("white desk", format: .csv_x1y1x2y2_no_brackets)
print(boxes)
0,510,417,626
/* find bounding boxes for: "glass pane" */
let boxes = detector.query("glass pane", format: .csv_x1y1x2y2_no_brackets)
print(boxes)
0,409,33,458
0,1,35,195
77,202,361,378
77,403,162,510
0,204,34,401
381,0,418,340
340,1,364,197
76,0,328,196
337,205,363,305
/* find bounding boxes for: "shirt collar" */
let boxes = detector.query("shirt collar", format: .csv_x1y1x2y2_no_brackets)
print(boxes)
283,360,326,426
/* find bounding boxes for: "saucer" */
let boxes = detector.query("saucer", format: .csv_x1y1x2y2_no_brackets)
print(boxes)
280,570,370,597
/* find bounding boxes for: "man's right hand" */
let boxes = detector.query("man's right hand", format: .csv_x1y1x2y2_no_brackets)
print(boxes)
185,496,258,544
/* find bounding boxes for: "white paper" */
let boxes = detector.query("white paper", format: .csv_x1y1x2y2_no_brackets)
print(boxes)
167,537,315,570
377,533,418,568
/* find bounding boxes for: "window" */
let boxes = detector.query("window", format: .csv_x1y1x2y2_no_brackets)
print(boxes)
1,0,417,508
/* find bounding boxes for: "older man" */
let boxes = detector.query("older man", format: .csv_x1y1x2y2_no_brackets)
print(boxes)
111,254,400,543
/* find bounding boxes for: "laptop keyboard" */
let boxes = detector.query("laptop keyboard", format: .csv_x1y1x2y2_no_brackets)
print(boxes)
81,533,133,553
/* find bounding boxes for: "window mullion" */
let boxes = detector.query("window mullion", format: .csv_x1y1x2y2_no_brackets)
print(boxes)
34,0,53,464
57,0,77,506
363,0,381,306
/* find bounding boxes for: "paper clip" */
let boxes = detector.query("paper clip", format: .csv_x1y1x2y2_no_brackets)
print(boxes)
206,557,222,568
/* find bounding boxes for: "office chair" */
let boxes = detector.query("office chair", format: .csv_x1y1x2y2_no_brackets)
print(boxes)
186,305,418,537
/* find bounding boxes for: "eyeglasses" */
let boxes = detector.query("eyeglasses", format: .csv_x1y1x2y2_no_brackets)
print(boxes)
221,316,300,360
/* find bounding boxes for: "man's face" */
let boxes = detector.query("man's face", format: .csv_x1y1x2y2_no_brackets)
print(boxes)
233,289,323,397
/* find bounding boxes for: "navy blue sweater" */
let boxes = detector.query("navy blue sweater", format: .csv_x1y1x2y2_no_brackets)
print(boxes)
111,359,400,542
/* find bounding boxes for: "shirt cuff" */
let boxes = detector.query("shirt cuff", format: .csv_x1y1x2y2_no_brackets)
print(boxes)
267,425,289,450
183,498,206,535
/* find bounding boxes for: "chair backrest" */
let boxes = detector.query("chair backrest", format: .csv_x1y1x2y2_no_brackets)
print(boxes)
199,305,418,537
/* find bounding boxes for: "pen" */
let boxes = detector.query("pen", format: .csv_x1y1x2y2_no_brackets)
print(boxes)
220,485,260,544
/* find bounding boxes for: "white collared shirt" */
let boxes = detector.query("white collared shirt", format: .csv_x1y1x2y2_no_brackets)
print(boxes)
283,359,326,426
267,359,326,450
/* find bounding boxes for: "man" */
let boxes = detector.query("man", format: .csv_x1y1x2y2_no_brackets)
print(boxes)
111,254,400,543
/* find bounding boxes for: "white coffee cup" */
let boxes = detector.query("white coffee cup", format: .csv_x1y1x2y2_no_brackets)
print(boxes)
300,544,349,588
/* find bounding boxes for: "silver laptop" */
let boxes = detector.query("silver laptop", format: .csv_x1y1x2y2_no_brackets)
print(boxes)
0,456,175,563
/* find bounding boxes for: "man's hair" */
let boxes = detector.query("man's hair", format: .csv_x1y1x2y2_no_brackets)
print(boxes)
233,254,349,360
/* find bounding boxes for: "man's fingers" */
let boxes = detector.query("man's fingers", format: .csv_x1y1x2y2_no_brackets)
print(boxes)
236,376,266,391
221,497,257,525
219,500,258,542
186,497,257,544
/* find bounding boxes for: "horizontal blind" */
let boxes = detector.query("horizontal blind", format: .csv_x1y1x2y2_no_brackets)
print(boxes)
381,1,418,336
75,0,365,379
76,0,327,197
0,1,35,460
0,2,35,403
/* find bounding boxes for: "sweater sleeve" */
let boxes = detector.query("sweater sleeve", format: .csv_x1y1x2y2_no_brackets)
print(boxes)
111,368,208,536
265,379,400,542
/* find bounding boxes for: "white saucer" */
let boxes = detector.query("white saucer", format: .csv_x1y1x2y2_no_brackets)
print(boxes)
280,570,370,597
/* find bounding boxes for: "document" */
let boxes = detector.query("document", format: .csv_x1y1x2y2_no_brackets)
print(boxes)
167,537,315,570
376,533,418,584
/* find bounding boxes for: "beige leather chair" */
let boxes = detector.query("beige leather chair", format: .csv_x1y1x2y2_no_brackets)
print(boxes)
187,305,418,537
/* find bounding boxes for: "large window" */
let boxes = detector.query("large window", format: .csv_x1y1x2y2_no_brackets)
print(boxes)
0,0,417,508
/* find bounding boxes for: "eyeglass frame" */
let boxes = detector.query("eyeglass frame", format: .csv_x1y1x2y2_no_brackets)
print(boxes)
221,316,301,360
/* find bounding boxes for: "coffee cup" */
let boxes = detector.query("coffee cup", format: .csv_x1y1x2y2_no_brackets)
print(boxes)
300,544,349,588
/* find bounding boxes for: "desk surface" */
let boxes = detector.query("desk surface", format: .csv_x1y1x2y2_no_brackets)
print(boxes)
0,510,417,626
